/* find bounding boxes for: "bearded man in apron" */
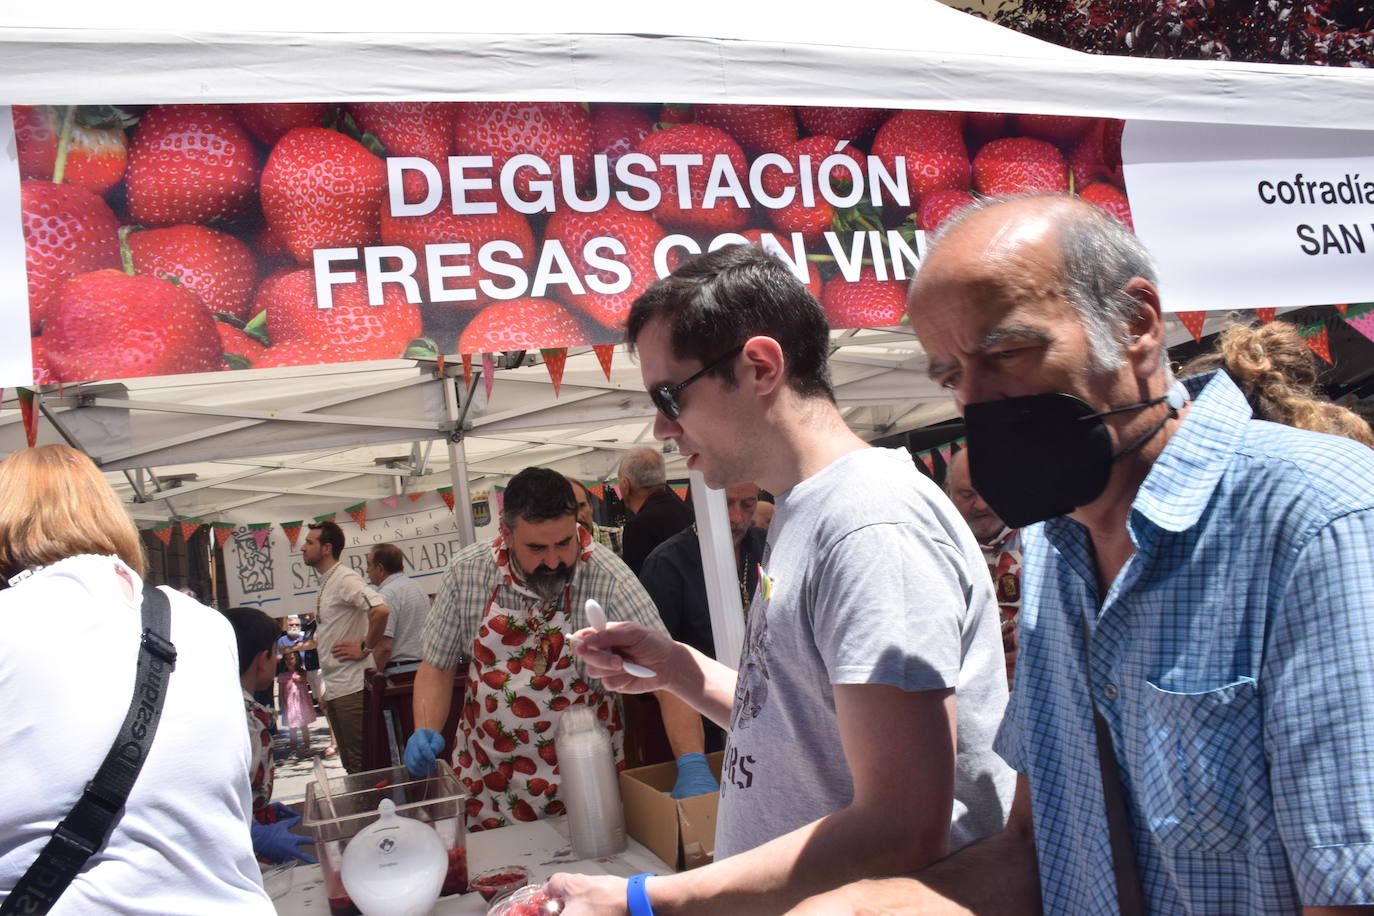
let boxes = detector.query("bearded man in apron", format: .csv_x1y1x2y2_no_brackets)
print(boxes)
405,467,709,831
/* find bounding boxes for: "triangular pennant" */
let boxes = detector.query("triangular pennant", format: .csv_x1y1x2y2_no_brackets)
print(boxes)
252,528,272,550
495,489,505,515
438,486,455,511
17,387,37,447
382,496,398,508
1341,302,1374,345
1254,308,1276,324
1299,322,1333,364
408,492,423,502
541,348,568,396
312,512,336,523
462,353,473,391
610,483,622,501
937,444,953,465
482,353,495,401
1175,311,1207,343
179,518,203,542
345,501,367,530
589,482,606,500
280,521,303,548
918,450,935,473
211,521,235,548
1335,303,1349,316
151,522,174,545
670,483,689,500
436,352,446,379
593,344,616,381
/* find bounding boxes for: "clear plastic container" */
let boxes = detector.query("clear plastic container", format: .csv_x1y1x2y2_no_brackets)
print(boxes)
556,705,626,859
303,762,468,916
486,884,562,916
470,864,530,902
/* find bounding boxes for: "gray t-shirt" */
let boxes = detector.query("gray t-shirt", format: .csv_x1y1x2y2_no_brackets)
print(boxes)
715,447,1015,858
378,572,430,664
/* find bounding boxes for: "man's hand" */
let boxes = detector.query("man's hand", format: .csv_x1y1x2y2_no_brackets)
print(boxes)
544,872,628,916
570,622,683,693
331,641,366,661
671,753,719,799
251,815,318,865
404,728,445,777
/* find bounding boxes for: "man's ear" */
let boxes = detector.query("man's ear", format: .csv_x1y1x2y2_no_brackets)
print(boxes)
741,335,786,397
1122,278,1166,382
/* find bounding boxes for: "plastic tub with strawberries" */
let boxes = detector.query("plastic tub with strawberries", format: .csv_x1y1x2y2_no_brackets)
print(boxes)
303,761,468,916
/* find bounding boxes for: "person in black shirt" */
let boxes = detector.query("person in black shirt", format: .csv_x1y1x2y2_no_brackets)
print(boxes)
617,446,693,574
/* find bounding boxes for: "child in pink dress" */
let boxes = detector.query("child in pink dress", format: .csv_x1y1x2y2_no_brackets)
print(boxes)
277,650,316,759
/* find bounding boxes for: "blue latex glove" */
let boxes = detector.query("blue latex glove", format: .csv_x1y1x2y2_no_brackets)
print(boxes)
670,752,719,799
251,814,317,864
404,728,445,777
269,801,300,822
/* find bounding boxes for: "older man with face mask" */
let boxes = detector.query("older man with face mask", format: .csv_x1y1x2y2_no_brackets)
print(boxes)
790,195,1374,916
403,467,708,828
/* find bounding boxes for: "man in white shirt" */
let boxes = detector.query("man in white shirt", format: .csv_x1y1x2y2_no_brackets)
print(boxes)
303,521,390,773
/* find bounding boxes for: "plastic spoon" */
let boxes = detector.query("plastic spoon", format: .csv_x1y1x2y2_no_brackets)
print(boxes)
584,598,657,678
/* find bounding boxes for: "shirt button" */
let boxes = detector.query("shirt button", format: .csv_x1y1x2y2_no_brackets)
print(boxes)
1103,683,1119,701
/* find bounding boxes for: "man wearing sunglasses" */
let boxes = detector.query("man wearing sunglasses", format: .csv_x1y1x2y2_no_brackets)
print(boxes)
550,244,1015,914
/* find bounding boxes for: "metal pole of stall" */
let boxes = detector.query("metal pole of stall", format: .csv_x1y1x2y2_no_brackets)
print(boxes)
442,367,477,547
690,470,747,669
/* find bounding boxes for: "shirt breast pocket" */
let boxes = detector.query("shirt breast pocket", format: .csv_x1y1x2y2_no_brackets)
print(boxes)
1136,676,1264,854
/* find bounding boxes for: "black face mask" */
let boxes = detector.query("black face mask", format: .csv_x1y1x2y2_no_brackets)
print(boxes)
963,387,1184,528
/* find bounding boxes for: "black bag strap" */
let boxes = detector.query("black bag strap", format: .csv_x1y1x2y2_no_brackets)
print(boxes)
2,583,177,916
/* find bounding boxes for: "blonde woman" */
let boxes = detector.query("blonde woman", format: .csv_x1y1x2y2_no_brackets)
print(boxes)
0,445,272,913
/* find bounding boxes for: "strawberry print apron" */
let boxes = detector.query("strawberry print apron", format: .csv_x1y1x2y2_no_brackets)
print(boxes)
456,531,623,832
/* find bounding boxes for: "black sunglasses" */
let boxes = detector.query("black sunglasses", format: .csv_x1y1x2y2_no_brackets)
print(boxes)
648,345,745,421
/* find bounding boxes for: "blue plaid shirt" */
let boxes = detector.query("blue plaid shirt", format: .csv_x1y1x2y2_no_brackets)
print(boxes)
997,371,1374,914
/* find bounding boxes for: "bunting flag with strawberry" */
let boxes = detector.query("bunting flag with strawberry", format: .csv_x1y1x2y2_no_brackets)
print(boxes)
1299,320,1333,365
593,344,616,381
541,347,568,396
494,485,506,515
1342,303,1374,345
937,443,953,465
589,482,606,500
482,353,496,401
1335,303,1350,316
312,512,336,523
408,492,423,502
345,501,367,529
670,483,689,500
17,387,38,447
918,450,935,474
462,353,473,391
280,521,303,548
211,521,235,548
610,483,621,501
382,495,399,508
438,486,456,511
1254,308,1276,324
150,521,174,545
249,523,273,550
178,517,203,542
1175,311,1207,343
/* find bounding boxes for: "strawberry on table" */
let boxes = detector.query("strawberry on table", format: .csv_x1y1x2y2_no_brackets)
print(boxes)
126,104,257,227
458,299,587,354
235,103,331,147
972,136,1069,196
635,124,750,234
128,225,260,321
45,269,224,382
20,180,121,334
871,110,972,207
453,101,594,198
820,267,908,329
543,202,667,331
695,104,797,156
260,127,388,263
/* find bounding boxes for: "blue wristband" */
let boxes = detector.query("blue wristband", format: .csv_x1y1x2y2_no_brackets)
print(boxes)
627,872,654,916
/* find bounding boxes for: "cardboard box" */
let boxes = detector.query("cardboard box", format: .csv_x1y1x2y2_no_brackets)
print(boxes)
619,751,724,871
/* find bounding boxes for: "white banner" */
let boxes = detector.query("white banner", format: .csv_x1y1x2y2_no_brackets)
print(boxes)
1125,121,1374,313
222,491,498,616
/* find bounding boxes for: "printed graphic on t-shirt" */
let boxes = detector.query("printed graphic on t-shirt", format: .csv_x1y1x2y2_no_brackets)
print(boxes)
730,576,771,731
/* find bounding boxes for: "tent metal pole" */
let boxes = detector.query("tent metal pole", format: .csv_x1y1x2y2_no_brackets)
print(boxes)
690,470,746,671
444,370,476,546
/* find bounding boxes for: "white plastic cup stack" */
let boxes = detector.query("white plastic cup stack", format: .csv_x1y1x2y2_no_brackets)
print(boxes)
556,704,627,859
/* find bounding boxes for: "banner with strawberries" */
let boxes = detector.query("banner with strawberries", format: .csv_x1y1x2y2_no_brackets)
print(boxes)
223,492,499,611
7,100,1139,389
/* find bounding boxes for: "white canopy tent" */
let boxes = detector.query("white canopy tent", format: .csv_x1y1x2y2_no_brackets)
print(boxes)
2,1,1370,657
